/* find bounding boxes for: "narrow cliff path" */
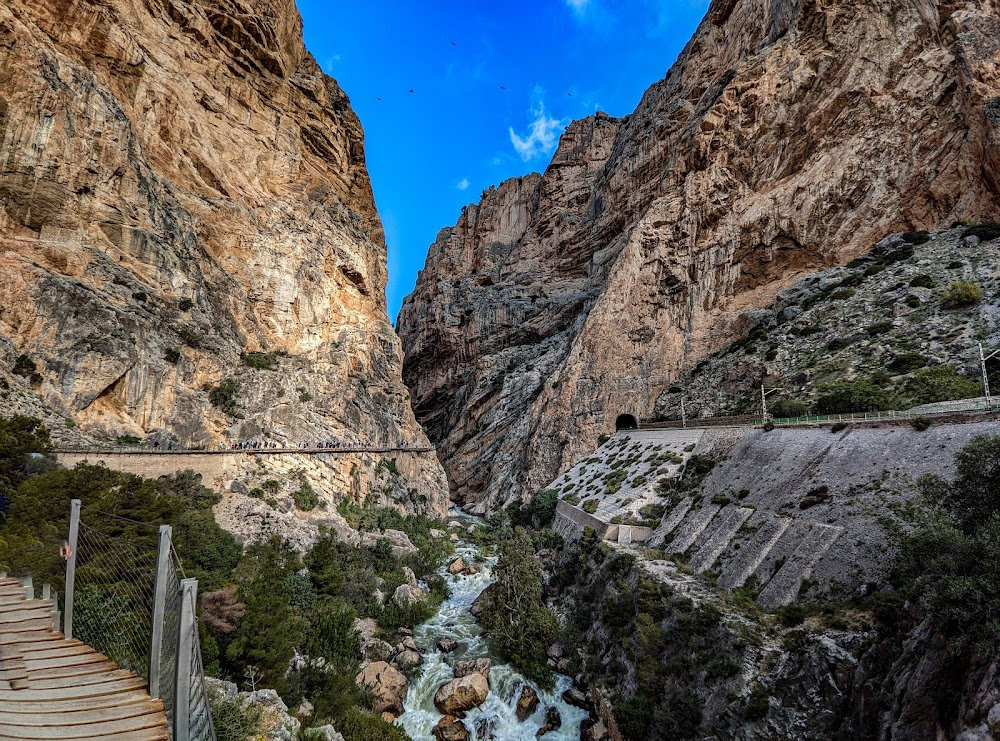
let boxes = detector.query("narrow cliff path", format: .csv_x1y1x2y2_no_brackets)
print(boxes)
0,577,168,740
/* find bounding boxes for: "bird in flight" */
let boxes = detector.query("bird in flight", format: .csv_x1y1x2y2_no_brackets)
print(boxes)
567,92,573,96
451,41,456,45
500,86,506,90
409,89,414,93
377,97,382,101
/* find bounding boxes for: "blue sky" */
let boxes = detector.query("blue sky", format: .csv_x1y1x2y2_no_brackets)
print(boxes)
296,0,710,320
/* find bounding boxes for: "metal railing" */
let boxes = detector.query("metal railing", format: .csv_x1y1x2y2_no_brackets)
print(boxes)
640,399,1000,430
64,499,216,741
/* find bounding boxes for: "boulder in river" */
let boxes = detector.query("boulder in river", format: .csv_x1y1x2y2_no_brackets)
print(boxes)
433,715,470,741
433,673,489,716
447,557,466,574
354,661,409,717
515,684,539,721
461,565,479,576
436,637,458,653
454,657,491,682
392,649,422,672
561,687,591,711
535,706,562,737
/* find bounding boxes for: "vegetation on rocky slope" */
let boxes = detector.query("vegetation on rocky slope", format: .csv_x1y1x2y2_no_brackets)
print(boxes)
0,415,451,740
657,227,1000,420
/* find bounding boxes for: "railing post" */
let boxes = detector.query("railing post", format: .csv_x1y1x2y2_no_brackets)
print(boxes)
174,578,198,741
148,525,172,699
64,499,81,639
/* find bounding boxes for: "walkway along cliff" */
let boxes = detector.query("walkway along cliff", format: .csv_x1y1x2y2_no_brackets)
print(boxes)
0,0,449,516
397,0,1000,513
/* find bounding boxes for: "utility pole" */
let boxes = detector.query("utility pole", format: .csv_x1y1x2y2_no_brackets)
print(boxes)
979,342,1000,410
680,395,687,429
760,384,781,421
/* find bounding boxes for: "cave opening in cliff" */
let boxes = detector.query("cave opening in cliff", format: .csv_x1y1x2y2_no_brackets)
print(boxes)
615,414,638,430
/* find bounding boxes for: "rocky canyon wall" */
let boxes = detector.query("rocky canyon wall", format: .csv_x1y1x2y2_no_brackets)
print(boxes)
398,0,1000,513
0,0,448,515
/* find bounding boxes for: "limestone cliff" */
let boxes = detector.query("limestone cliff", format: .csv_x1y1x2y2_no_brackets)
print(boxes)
398,0,1000,512
0,0,448,515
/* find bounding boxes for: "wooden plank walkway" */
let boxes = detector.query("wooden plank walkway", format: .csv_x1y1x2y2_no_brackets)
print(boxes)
0,577,168,740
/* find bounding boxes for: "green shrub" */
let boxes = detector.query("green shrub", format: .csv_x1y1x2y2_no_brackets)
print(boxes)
178,325,203,348
12,355,36,379
208,687,265,741
814,381,895,414
887,352,928,374
941,281,984,309
831,422,848,432
208,379,241,416
826,337,851,352
799,485,830,509
962,222,1000,242
241,352,281,371
904,294,922,308
903,366,979,406
116,435,141,446
711,493,731,506
770,399,808,418
562,493,579,506
762,421,775,432
298,391,313,402
164,348,181,364
866,321,894,336
292,480,318,511
776,603,807,627
598,434,610,446
639,503,666,519
911,416,932,431
830,288,856,300
582,499,598,515
900,231,931,245
947,260,964,269
178,298,194,311
910,274,935,288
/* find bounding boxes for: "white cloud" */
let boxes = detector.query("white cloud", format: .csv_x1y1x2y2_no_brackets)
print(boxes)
509,97,564,162
566,0,590,13
456,178,470,191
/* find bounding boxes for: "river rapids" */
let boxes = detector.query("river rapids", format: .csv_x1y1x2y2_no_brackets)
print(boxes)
395,538,588,740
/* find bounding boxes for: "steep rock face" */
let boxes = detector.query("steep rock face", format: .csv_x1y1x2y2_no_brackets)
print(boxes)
399,0,1000,512
0,0,448,514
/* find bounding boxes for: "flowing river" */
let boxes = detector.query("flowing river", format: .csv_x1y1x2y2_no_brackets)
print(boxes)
395,535,588,740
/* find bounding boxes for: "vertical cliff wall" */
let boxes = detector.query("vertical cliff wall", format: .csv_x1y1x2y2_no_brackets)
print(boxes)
398,0,1000,512
0,0,449,514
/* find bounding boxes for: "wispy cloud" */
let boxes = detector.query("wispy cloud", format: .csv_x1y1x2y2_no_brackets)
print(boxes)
456,177,470,191
509,94,564,162
566,0,590,13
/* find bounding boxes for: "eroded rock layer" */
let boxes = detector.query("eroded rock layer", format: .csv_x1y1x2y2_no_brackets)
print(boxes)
399,0,1000,512
0,0,448,514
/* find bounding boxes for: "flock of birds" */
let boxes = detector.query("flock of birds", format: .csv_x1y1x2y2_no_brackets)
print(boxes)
373,41,574,100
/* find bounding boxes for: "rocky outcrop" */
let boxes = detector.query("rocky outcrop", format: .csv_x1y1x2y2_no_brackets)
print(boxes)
398,0,1000,512
0,0,447,515
354,661,409,717
433,673,489,717
516,684,539,721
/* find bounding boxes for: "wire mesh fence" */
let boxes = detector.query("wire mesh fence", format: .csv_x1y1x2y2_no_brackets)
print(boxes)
69,503,216,741
73,518,157,678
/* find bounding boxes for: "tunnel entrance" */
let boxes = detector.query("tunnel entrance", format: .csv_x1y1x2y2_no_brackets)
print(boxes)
615,414,638,431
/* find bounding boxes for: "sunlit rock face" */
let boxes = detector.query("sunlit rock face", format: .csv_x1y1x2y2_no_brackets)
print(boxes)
0,0,448,514
398,0,1000,513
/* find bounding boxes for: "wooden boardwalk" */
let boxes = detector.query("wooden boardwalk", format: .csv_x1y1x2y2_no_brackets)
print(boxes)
0,577,168,740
